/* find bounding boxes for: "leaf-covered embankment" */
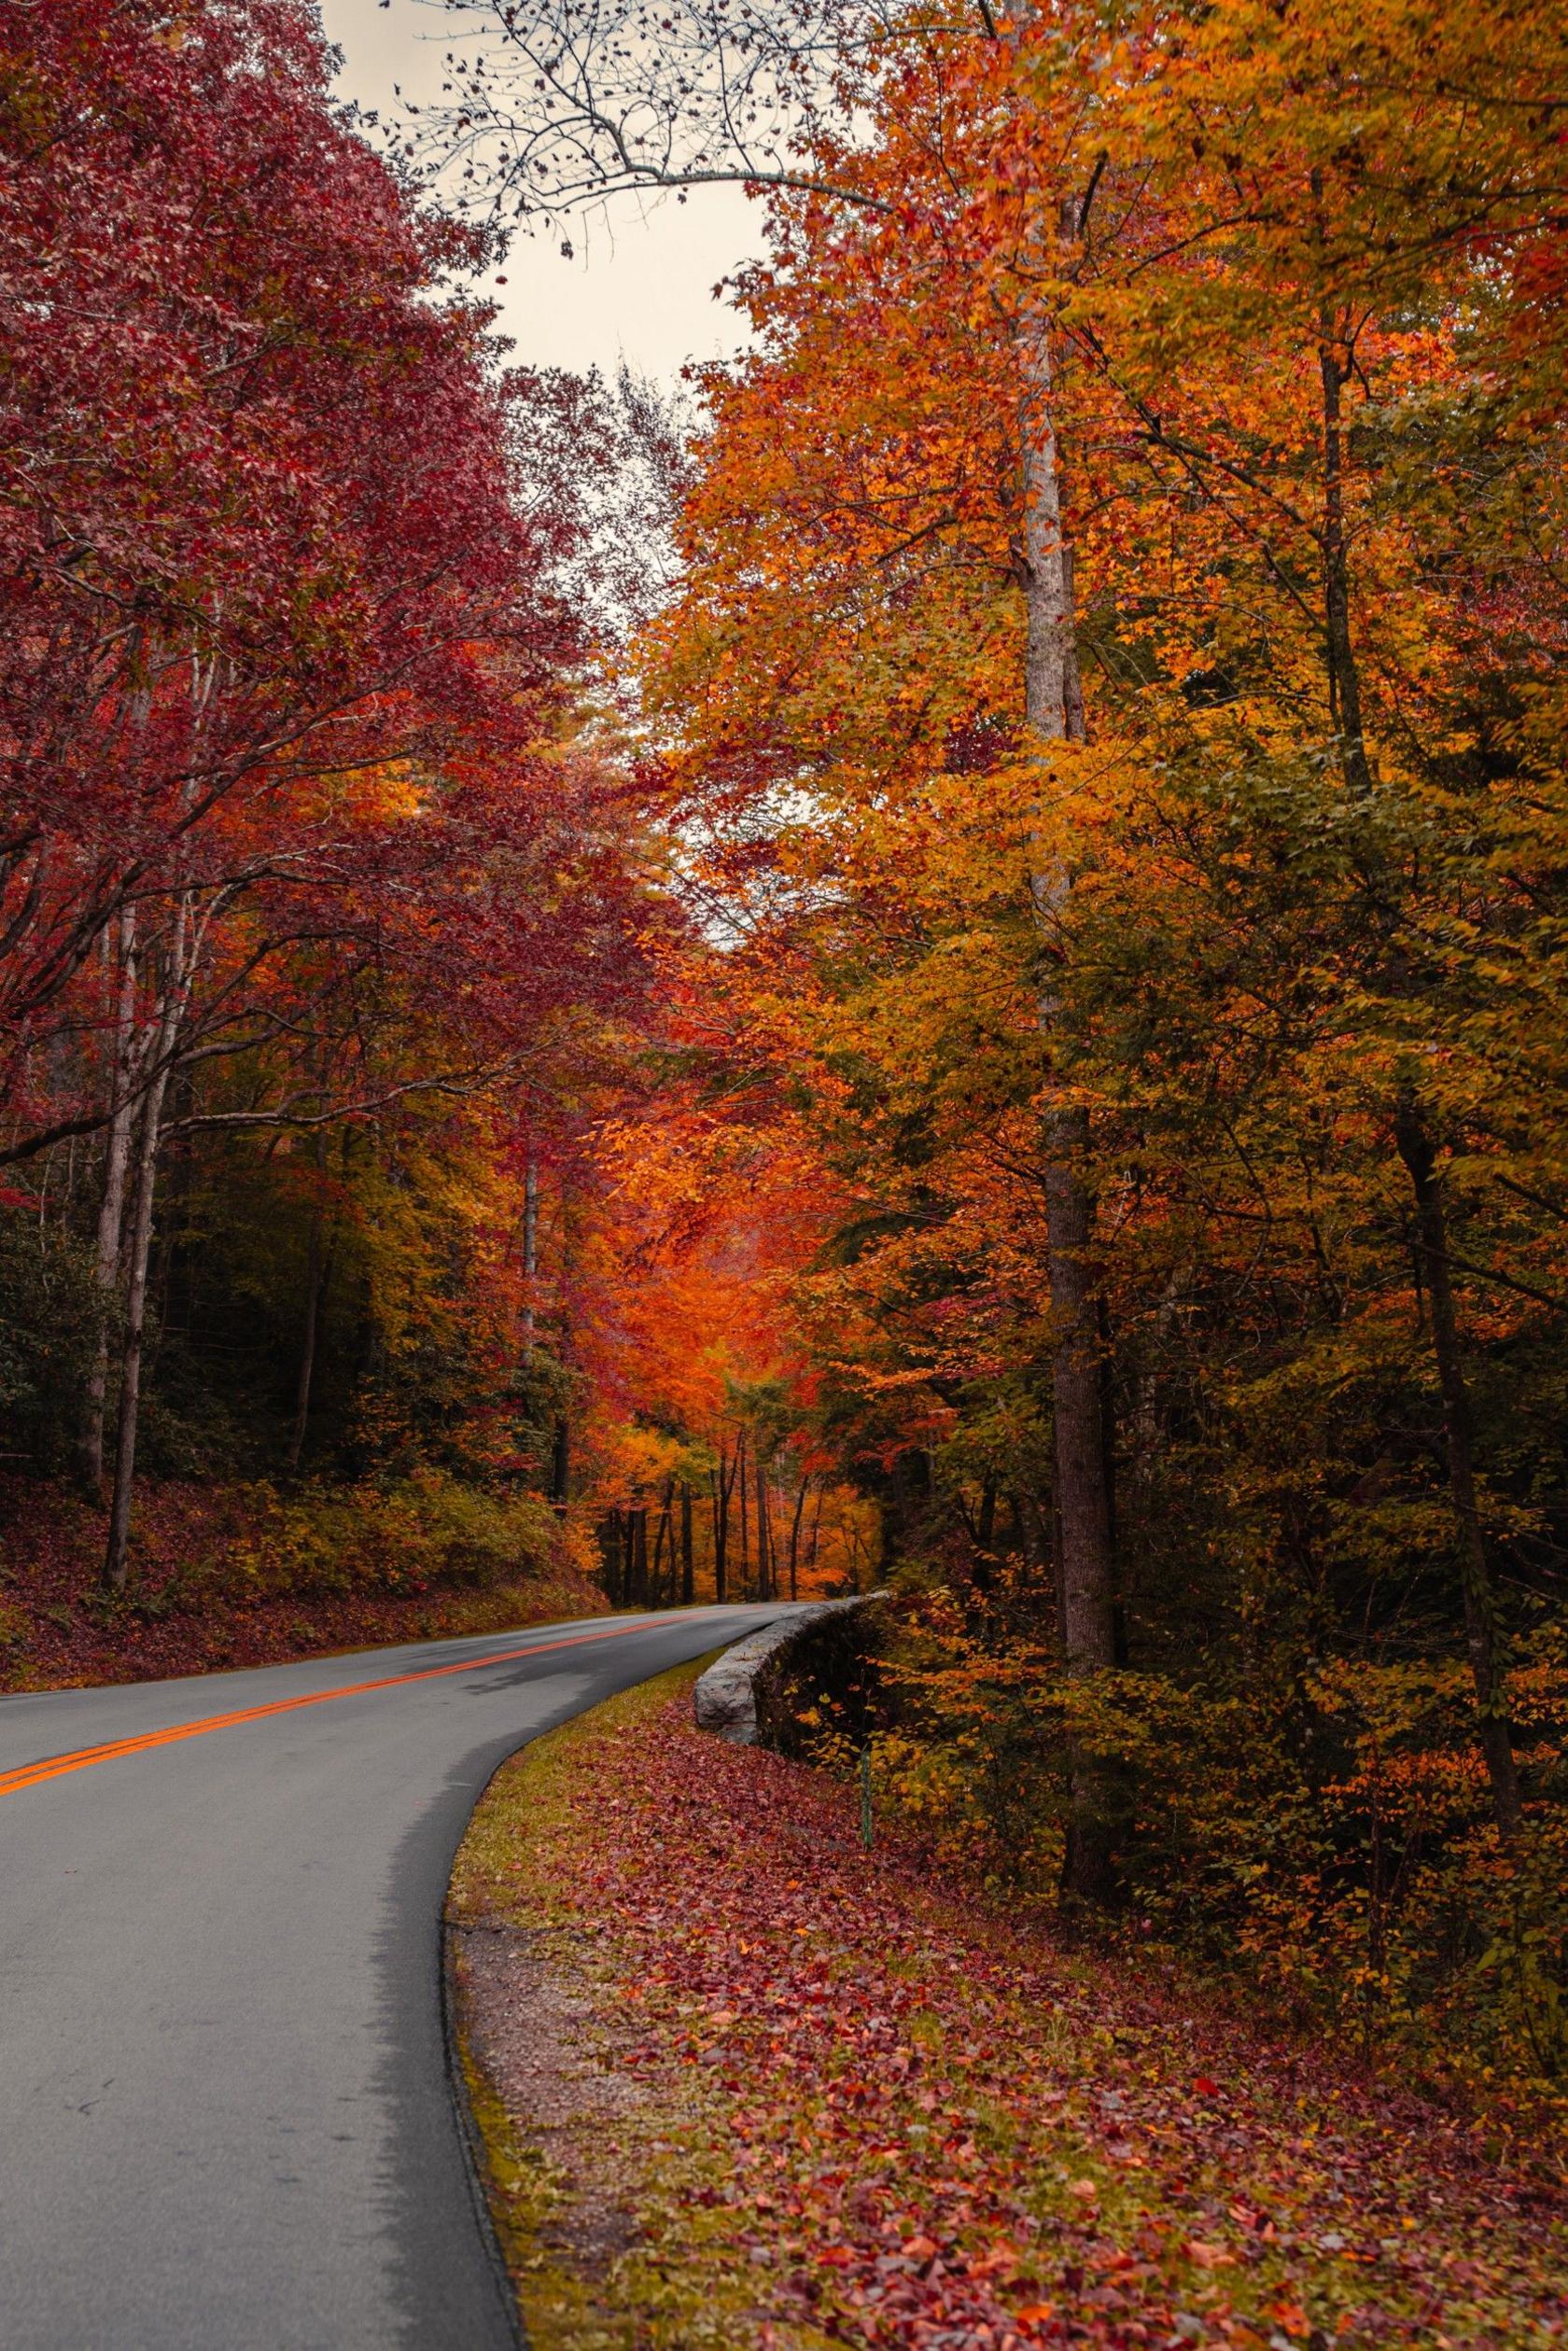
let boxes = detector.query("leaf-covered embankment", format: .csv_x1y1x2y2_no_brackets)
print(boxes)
452,1669,1566,2351
0,1475,603,1692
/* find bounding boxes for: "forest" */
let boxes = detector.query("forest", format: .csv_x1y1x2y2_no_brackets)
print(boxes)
4,0,1566,2130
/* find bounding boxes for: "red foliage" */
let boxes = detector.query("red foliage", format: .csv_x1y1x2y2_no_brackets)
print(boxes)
1,0,637,1159
529,1697,1568,2347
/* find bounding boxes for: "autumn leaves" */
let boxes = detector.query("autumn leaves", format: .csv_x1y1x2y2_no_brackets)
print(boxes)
1,0,642,1579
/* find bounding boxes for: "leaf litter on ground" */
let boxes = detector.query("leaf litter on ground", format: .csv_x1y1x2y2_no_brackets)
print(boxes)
454,1672,1567,2351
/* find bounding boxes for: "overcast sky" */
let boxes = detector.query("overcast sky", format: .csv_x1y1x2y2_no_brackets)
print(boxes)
317,0,760,382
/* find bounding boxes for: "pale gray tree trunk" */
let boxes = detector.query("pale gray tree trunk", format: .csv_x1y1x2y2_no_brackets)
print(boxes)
1020,287,1120,1903
81,909,141,1500
103,898,194,1594
101,1057,174,1593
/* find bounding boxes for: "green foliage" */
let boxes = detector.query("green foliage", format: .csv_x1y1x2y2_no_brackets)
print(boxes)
227,1472,570,1604
0,1210,103,1474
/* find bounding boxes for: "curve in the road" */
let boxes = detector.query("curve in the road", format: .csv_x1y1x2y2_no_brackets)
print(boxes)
0,1603,788,2350
0,1617,667,1802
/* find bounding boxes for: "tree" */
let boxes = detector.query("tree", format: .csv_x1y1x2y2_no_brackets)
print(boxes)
2,0,656,1588
595,0,1566,1869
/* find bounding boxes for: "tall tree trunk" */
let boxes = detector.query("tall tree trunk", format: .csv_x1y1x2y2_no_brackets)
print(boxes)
1317,307,1373,798
755,1452,772,1601
788,1473,809,1602
81,909,139,1500
1019,301,1120,1902
1304,171,1373,801
101,1061,174,1593
977,1476,997,1554
551,1415,569,1509
651,1479,674,1607
712,1452,729,1602
522,1147,539,1357
286,1127,330,1479
633,1507,649,1607
680,1485,694,1607
103,902,189,1595
1044,1150,1114,1657
1394,1091,1521,1836
736,1431,750,1593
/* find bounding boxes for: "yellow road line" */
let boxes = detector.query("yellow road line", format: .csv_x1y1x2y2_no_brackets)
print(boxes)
0,1619,652,1801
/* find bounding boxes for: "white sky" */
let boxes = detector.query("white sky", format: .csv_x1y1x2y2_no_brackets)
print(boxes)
317,0,760,382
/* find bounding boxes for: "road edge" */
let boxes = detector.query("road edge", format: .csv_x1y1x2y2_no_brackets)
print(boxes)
440,1653,732,2349
441,1784,535,2351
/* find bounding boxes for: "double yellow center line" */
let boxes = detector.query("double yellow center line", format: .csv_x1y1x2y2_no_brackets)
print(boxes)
0,1619,651,1802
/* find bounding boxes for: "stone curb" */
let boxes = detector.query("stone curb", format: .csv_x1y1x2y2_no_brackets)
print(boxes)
692,1596,884,1746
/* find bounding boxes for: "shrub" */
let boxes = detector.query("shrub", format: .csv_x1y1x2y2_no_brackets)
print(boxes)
223,1472,572,1603
807,1586,1568,2126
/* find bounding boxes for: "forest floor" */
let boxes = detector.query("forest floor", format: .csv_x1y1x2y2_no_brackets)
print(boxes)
0,1476,603,1693
450,1662,1568,2351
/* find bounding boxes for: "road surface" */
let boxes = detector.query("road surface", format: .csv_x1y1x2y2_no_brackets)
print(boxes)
0,1605,785,2349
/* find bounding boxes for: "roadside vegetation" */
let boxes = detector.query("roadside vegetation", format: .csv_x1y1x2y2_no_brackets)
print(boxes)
424,0,1568,2126
0,1474,599,1689
452,1668,1567,2349
4,0,1565,2195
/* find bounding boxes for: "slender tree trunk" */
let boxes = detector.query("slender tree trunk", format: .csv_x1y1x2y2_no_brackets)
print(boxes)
551,1416,569,1509
755,1452,772,1600
101,1061,174,1593
287,1211,324,1479
1045,1150,1115,1666
522,1147,539,1357
712,1453,729,1602
1022,331,1115,1669
680,1485,694,1607
1317,310,1373,797
977,1476,997,1553
286,1127,330,1479
1016,1489,1053,1591
651,1479,674,1607
81,910,139,1500
633,1507,649,1606
788,1473,809,1602
103,899,191,1595
737,1431,750,1593
1019,302,1120,1902
1394,1091,1521,1836
1303,169,1374,801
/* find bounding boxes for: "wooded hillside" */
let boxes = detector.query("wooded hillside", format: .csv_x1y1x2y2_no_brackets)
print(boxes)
4,0,1565,2126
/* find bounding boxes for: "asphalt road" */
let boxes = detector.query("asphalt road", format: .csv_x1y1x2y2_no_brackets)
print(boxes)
0,1604,786,2350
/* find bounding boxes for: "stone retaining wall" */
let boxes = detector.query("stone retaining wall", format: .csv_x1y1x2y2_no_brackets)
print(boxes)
692,1598,883,1747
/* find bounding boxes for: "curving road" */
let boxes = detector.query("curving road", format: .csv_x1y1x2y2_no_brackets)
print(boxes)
0,1604,785,2350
